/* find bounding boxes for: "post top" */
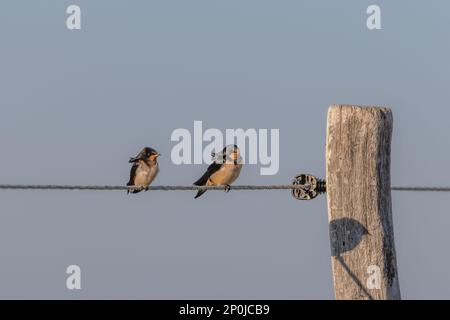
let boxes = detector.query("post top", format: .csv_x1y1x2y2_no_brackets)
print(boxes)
329,104,392,114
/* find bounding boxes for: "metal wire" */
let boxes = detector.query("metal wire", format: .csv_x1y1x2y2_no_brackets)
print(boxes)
0,184,308,191
391,187,450,192
0,184,448,192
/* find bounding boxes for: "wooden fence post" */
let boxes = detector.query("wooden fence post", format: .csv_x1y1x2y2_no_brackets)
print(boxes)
326,105,401,300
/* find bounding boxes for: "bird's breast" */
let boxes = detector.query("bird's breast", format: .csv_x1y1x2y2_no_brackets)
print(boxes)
210,163,242,185
134,163,158,186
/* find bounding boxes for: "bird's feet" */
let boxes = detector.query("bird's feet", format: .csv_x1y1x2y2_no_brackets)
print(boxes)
224,185,231,192
144,187,149,192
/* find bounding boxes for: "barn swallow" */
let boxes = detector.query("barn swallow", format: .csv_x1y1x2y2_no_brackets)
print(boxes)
193,144,243,199
127,147,160,194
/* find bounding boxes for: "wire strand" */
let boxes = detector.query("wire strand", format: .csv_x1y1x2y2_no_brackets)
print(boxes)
0,184,306,191
0,184,449,192
391,187,450,192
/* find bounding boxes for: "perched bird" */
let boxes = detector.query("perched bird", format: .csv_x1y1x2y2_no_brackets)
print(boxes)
127,147,160,194
193,144,243,199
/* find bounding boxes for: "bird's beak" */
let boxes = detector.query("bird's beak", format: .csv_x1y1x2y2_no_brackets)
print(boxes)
156,153,161,157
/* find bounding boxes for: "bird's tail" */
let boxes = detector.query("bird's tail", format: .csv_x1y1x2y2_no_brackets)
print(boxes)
194,188,207,199
126,183,142,194
194,180,211,199
127,188,142,194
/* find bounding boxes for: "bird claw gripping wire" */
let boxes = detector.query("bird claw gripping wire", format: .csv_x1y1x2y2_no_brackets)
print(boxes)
291,174,326,200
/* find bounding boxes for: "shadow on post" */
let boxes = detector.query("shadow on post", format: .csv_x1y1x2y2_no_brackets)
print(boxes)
329,217,373,300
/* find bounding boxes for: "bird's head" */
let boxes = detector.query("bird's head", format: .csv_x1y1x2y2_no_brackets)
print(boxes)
129,147,160,163
223,144,240,162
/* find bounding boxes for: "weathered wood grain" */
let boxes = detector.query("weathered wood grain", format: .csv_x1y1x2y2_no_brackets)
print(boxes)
326,105,401,300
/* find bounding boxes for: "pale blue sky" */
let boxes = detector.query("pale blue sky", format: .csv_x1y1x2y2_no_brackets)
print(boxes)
0,0,449,298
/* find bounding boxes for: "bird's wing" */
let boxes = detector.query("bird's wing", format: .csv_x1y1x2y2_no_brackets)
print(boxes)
127,163,139,186
193,162,222,186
